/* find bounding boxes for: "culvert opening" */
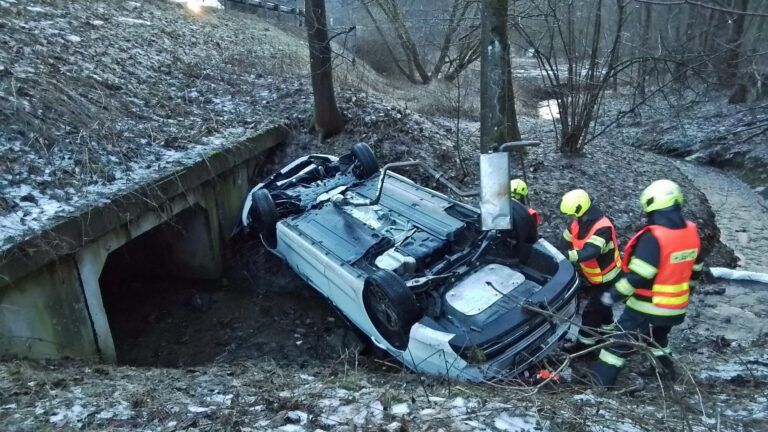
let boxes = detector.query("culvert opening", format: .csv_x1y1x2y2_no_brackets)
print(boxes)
98,206,361,368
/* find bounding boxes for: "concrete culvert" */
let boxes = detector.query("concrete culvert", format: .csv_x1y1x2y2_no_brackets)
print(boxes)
98,205,227,367
97,206,370,368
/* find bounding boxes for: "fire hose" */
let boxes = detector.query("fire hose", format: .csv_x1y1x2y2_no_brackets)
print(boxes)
708,267,768,285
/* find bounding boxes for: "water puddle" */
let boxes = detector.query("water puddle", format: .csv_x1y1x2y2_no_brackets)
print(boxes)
538,99,560,120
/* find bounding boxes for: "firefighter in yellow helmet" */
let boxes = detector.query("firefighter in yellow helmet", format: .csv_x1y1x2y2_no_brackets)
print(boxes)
510,178,540,225
559,189,622,355
591,179,703,388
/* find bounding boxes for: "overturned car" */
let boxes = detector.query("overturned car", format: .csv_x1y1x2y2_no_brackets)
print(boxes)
241,143,578,381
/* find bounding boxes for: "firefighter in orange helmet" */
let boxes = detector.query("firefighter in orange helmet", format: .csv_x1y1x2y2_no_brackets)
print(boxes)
510,178,540,226
591,180,704,387
559,189,622,355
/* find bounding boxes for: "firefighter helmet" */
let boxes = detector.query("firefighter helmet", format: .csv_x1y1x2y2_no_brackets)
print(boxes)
560,189,591,217
640,179,684,213
510,178,528,200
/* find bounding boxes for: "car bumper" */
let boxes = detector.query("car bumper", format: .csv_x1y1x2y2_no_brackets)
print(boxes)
401,293,577,382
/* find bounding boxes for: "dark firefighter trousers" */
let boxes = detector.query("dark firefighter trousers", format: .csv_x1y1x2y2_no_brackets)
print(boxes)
592,306,676,387
576,282,616,347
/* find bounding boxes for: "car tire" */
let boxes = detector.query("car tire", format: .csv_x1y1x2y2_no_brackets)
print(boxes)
362,269,420,351
351,142,379,179
511,199,538,244
251,189,278,249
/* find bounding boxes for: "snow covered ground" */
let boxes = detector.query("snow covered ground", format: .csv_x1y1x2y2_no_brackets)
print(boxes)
0,0,308,250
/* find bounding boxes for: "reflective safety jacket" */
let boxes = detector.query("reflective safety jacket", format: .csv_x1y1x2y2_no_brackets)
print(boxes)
569,216,621,285
621,222,700,316
528,207,541,225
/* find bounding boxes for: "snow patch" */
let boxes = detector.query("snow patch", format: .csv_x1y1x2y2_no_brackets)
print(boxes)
390,402,410,415
699,355,768,381
117,17,152,25
493,413,538,431
187,405,210,413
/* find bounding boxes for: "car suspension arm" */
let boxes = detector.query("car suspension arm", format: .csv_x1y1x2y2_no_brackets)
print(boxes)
344,161,478,207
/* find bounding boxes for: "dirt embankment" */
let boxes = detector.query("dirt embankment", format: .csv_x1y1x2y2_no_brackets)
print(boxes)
605,96,768,200
0,0,309,248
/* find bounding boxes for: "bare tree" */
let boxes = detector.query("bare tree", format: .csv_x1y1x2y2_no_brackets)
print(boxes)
480,0,522,153
637,2,652,100
306,0,344,138
514,0,627,153
360,0,480,84
724,0,750,83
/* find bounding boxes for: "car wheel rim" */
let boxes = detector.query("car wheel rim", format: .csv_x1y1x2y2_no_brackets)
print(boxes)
369,284,400,330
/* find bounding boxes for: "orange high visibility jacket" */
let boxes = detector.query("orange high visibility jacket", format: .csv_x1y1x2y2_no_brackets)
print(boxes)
570,217,621,285
622,222,700,316
528,208,541,225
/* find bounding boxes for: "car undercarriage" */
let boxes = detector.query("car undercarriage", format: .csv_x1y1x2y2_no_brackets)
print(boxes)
242,144,578,381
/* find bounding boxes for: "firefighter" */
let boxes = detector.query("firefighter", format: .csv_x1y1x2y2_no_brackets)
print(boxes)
559,189,622,355
591,179,704,387
510,178,540,225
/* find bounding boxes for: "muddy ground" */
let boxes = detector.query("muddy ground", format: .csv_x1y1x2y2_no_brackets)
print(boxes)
1,1,767,431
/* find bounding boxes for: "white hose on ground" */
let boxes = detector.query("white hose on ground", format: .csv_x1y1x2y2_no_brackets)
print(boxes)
708,267,768,284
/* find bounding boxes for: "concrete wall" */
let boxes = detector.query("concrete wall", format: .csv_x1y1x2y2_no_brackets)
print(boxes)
0,258,96,359
0,127,286,361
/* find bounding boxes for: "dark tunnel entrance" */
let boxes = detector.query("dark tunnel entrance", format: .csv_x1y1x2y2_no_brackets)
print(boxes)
98,206,357,367
98,205,228,366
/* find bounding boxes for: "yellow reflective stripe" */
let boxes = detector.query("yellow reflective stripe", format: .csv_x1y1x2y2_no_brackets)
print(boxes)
578,335,598,345
563,229,573,241
568,250,579,262
654,294,689,306
599,349,626,367
627,298,687,316
615,278,635,296
692,262,704,272
651,346,672,357
602,266,621,283
583,266,620,284
628,257,658,280
602,241,615,253
586,235,607,248
601,323,616,331
580,264,602,274
653,283,689,293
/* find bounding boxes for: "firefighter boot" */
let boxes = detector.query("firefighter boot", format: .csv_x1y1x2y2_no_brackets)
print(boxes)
561,340,595,356
591,360,621,389
657,355,678,381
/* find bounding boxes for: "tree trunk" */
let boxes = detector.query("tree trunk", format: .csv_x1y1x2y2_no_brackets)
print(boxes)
480,0,521,153
305,0,343,138
724,0,750,84
431,0,472,79
638,2,652,101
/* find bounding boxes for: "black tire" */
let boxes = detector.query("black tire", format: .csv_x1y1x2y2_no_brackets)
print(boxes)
362,270,420,351
351,142,379,179
511,199,538,244
251,189,278,249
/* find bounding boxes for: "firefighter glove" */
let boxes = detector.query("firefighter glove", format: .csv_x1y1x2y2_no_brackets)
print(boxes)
600,291,615,306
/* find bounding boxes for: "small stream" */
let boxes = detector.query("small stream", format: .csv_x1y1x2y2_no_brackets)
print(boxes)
676,161,768,272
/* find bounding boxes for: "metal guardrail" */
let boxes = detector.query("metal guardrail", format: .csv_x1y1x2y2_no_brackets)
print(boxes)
224,0,305,18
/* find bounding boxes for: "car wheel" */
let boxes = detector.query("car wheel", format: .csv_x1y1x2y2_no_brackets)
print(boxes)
362,270,420,351
251,189,278,249
511,199,538,244
351,142,379,179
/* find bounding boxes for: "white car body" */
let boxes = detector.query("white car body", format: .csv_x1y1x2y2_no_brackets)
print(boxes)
242,150,578,381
